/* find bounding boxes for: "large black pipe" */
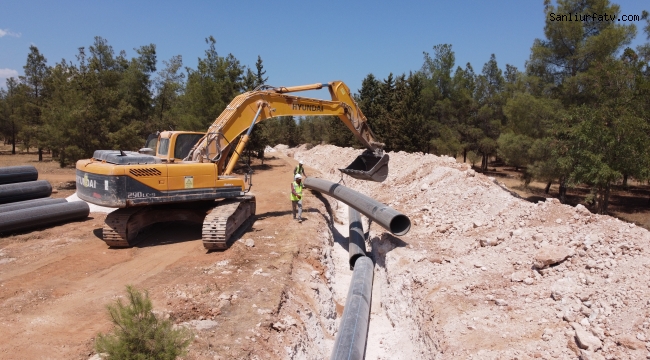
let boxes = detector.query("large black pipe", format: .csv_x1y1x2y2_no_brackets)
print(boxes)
348,208,367,269
303,177,410,236
0,180,52,204
0,198,67,214
0,201,90,234
330,256,374,360
0,165,38,185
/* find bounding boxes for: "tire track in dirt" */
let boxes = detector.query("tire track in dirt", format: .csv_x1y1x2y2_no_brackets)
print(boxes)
1,224,203,359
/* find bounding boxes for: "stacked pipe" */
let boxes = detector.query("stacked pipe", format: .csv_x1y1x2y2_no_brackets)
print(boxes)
303,177,411,360
0,165,89,234
0,165,38,185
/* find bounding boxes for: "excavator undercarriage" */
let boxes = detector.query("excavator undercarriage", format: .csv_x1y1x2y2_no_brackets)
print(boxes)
102,196,255,249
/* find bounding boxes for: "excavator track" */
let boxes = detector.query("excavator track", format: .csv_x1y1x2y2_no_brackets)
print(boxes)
100,196,255,249
102,207,144,247
202,196,256,250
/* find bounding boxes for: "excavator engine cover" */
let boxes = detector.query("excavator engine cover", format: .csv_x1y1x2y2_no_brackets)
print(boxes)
339,151,389,182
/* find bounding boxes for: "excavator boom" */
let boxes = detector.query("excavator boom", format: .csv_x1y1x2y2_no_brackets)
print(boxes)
186,81,388,182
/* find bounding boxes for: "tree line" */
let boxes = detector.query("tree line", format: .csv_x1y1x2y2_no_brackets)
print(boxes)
350,0,650,214
1,0,649,213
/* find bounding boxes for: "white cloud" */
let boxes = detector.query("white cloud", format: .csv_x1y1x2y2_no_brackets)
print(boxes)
0,68,20,88
0,29,21,38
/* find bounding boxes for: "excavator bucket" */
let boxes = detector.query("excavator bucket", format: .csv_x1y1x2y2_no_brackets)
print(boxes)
339,151,389,182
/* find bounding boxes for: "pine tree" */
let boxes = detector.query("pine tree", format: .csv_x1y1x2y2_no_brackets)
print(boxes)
0,78,25,154
95,286,192,359
20,45,49,160
153,55,185,131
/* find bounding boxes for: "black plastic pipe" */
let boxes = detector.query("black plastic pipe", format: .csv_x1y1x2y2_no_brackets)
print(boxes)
0,180,52,204
0,198,67,214
0,201,90,234
303,177,410,236
330,256,374,360
348,208,367,270
0,165,38,185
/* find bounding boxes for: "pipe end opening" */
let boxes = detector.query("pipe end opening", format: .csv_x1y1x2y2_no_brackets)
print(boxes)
390,214,411,236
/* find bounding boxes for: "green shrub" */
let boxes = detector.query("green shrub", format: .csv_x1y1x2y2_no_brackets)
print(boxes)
95,285,192,360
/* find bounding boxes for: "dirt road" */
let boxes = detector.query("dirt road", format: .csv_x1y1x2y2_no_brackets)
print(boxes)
0,153,333,359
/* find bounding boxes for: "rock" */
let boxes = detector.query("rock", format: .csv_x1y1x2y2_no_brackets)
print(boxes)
511,271,529,282
473,221,483,228
420,183,429,191
480,238,499,247
495,299,508,306
617,334,646,350
637,333,647,342
271,316,297,332
542,328,553,341
575,204,591,215
272,321,287,331
189,319,219,331
534,246,575,269
283,315,297,327
466,169,476,177
579,350,605,360
245,238,255,247
550,277,577,300
563,311,576,323
591,326,605,340
578,292,593,302
523,278,535,285
586,260,597,269
571,323,602,350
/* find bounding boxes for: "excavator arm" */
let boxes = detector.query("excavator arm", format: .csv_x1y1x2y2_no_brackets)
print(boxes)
186,81,389,182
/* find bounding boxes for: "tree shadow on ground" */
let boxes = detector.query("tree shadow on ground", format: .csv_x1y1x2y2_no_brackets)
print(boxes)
249,163,285,171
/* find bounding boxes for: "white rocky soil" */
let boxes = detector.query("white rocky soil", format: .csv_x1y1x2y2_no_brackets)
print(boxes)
278,144,650,360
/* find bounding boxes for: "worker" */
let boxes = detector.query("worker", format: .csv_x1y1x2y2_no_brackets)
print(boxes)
294,160,306,178
291,174,304,222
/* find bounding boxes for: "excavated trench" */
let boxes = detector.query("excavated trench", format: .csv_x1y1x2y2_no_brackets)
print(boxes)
276,144,650,360
275,192,436,360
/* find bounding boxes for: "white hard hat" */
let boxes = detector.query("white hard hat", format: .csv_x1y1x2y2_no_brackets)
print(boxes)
299,160,304,165
294,174,302,180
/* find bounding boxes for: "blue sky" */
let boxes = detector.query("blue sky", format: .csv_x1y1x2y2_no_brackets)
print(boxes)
1,0,648,94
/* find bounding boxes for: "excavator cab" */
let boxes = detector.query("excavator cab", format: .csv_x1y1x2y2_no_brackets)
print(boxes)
339,150,389,182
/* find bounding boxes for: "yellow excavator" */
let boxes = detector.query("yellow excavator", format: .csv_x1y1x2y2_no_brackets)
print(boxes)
76,81,388,249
